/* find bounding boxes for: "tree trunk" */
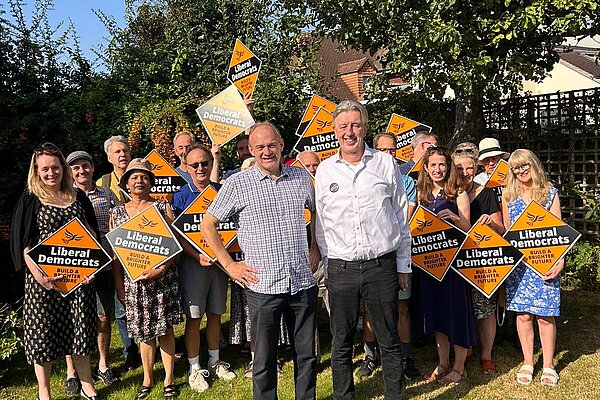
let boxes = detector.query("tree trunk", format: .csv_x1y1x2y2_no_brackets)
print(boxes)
451,88,485,147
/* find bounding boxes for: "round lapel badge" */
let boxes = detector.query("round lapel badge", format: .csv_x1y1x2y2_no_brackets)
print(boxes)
329,183,339,192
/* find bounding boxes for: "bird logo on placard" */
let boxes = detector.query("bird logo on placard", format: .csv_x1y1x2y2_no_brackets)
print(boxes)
139,216,157,230
473,231,492,246
235,50,245,61
415,218,433,232
149,162,162,171
311,105,320,112
62,229,83,244
391,122,406,132
526,212,544,226
316,119,332,132
200,196,211,211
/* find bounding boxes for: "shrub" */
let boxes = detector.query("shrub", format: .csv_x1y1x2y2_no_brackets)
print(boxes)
0,301,23,361
563,241,600,291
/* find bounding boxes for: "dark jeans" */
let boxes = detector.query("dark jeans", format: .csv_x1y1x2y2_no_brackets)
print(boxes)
246,286,317,400
328,252,405,400
114,294,138,358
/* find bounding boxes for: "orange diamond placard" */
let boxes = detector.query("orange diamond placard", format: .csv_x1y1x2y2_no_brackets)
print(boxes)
290,158,315,184
295,95,337,137
106,204,183,282
196,85,255,146
452,221,523,298
410,206,467,281
386,114,432,162
485,159,509,189
503,201,580,277
172,185,237,262
227,39,262,96
26,218,111,296
293,107,339,162
144,149,187,202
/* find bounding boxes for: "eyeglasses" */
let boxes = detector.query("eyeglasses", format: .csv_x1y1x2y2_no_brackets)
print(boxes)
454,148,476,154
376,147,396,155
189,161,210,170
34,142,60,155
511,163,531,173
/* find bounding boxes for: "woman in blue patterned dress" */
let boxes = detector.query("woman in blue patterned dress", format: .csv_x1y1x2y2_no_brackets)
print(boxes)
502,149,562,387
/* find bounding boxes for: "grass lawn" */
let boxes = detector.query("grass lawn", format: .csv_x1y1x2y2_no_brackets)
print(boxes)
1,289,599,399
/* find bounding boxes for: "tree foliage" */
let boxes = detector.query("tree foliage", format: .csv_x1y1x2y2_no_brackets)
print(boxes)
298,0,600,142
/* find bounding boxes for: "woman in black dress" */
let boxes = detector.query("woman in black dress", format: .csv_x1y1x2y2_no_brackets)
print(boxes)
11,143,100,400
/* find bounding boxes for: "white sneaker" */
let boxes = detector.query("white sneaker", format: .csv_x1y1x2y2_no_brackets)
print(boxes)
209,360,236,380
188,368,210,392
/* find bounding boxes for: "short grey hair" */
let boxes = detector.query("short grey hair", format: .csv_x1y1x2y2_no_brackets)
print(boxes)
411,131,437,149
373,132,397,148
248,122,282,141
296,150,319,160
103,135,129,154
333,100,369,127
173,131,197,146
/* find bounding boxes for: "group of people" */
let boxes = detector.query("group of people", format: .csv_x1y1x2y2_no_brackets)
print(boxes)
11,98,567,400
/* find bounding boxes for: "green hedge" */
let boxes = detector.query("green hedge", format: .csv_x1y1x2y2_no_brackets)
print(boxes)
564,241,600,291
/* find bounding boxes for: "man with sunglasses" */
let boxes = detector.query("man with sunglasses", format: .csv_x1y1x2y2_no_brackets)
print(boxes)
399,131,438,178
172,145,236,392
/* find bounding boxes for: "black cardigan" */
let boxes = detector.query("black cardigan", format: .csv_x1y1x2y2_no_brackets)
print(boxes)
10,189,100,271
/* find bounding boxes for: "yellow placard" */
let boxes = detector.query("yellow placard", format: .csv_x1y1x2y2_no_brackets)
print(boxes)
503,201,580,277
171,185,237,261
293,107,339,162
196,85,255,146
408,152,425,178
452,221,523,298
295,95,337,137
485,159,510,189
27,218,111,296
227,39,262,96
144,150,187,202
385,114,432,162
106,204,183,282
290,158,315,185
410,206,467,281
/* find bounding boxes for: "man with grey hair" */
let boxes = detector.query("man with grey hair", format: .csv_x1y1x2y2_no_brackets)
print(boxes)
296,150,320,176
97,135,131,203
399,131,438,177
202,121,318,400
96,135,141,371
173,131,196,184
315,100,411,399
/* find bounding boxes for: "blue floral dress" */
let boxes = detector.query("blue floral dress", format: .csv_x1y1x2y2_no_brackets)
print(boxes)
505,187,560,316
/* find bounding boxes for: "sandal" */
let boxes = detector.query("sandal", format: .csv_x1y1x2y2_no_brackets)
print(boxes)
423,364,450,383
541,367,559,387
163,384,180,399
439,368,467,385
516,364,534,385
136,386,153,399
481,359,497,373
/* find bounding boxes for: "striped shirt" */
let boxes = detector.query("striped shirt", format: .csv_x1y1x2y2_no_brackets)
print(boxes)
207,164,316,295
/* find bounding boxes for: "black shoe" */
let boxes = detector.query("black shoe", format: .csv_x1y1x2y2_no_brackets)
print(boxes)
355,356,378,379
65,376,82,395
94,368,120,384
80,388,100,400
403,357,421,380
123,353,141,371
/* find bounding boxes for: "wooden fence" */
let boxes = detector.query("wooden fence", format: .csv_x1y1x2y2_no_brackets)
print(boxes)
483,87,600,240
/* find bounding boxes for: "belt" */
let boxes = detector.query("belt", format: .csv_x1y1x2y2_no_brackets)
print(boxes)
329,251,395,269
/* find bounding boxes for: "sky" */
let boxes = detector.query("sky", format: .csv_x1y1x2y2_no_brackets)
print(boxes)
3,0,127,69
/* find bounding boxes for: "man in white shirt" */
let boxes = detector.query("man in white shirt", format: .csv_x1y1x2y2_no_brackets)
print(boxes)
315,100,411,400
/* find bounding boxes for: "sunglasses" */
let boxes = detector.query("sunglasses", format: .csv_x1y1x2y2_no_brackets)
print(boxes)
454,148,476,154
34,142,60,155
511,163,531,173
189,161,210,170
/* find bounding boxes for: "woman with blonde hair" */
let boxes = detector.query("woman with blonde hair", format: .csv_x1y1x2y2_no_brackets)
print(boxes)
11,143,101,400
502,149,562,387
453,146,504,374
415,147,475,385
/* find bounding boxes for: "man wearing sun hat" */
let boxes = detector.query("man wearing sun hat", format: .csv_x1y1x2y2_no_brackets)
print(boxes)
474,138,510,186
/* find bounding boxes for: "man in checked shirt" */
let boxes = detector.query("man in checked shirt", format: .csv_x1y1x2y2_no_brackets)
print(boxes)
201,122,320,400
315,100,411,400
